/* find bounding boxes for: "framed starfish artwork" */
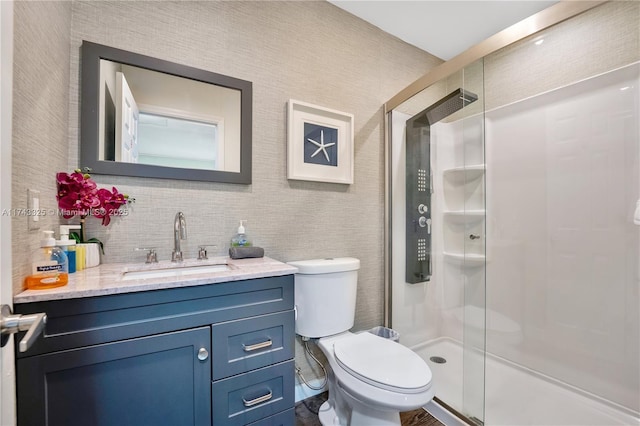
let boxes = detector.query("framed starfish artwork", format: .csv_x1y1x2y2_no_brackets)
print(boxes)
287,99,354,184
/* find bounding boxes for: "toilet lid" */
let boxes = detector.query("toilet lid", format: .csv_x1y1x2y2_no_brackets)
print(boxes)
333,332,432,393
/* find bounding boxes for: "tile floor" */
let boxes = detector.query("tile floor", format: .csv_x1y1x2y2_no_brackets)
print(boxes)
294,392,444,426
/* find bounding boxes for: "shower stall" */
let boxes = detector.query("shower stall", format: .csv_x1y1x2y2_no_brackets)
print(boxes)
385,2,639,425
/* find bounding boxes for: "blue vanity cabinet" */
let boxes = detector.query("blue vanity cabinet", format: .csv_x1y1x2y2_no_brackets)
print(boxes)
17,327,211,426
14,275,295,426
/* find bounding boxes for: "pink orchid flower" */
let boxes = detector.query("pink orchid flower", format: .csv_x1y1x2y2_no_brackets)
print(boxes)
56,169,131,226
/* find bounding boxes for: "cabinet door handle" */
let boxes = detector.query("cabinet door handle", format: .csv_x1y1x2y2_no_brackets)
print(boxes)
242,390,272,407
242,339,272,352
197,347,209,361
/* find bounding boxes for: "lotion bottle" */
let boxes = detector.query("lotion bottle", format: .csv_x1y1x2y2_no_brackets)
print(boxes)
25,230,69,290
75,244,85,271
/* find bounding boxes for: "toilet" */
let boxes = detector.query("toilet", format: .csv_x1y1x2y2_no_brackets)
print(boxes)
288,257,435,426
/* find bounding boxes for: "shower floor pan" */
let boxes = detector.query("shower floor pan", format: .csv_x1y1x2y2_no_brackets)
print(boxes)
413,337,639,425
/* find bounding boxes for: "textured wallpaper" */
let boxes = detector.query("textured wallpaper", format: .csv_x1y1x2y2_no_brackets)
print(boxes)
485,1,640,110
12,0,440,384
12,1,71,292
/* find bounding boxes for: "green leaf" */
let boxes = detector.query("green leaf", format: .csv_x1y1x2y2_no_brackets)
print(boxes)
69,232,81,244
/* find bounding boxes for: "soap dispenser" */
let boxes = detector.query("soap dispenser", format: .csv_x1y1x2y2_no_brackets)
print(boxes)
57,225,79,273
24,230,69,290
231,220,252,247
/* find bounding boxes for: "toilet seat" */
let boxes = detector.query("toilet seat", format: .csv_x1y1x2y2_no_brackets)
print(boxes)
333,332,432,394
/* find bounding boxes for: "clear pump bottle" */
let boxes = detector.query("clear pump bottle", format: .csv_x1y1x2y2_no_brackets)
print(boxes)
231,220,252,247
24,230,69,290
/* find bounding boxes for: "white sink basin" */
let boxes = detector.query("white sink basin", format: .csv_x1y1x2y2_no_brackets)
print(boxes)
122,263,231,281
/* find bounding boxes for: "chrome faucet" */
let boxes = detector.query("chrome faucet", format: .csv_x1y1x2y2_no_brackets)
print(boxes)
172,212,187,262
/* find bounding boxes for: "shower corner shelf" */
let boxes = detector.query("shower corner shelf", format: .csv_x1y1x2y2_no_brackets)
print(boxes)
443,252,486,266
443,164,485,184
441,163,486,269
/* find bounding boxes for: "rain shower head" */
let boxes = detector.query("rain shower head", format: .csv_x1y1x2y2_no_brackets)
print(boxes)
414,88,478,126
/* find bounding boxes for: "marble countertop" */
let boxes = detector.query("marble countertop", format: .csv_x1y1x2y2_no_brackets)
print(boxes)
14,256,297,304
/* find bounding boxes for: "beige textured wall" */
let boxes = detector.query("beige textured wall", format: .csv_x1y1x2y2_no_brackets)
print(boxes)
394,1,640,117
12,1,440,384
485,1,640,110
12,1,71,289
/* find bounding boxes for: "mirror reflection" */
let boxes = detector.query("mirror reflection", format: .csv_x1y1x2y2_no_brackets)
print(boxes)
81,41,252,183
99,60,241,172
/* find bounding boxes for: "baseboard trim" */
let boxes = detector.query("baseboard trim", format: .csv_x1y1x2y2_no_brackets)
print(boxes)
295,378,328,402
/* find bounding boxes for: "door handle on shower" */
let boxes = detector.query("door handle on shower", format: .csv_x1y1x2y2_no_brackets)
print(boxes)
429,172,434,194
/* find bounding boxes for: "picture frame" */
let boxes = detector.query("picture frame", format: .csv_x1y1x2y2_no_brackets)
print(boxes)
287,99,354,184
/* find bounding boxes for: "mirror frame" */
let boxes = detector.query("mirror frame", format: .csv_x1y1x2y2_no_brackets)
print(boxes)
80,41,252,184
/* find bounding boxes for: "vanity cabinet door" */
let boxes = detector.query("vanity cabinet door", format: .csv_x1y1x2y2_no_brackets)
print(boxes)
16,327,211,426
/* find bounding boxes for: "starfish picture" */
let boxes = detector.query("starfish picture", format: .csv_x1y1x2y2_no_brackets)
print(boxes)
307,130,336,163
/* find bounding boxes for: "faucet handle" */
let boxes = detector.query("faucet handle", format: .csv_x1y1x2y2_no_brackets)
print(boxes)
197,245,217,260
171,250,183,262
135,247,158,264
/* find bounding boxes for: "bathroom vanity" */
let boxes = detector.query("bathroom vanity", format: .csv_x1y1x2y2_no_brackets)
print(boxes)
12,257,296,426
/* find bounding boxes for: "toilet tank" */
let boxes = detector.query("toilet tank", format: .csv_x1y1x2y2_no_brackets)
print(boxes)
287,258,360,339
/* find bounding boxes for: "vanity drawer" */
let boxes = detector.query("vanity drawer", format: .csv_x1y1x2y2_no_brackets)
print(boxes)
212,360,294,426
211,310,294,380
246,408,294,426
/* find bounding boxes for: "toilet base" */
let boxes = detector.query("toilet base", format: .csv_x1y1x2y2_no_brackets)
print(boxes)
318,401,339,425
318,397,401,426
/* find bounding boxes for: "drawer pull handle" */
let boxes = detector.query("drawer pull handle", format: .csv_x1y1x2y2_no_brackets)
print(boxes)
242,339,272,352
242,391,273,407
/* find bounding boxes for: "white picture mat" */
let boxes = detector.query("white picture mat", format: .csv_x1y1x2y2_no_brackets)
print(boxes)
287,99,354,184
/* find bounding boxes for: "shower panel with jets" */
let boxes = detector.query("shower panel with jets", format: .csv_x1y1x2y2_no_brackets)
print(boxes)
405,89,478,284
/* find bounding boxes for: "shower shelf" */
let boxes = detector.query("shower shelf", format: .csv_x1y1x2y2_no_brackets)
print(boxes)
443,252,486,266
443,164,485,184
443,210,485,224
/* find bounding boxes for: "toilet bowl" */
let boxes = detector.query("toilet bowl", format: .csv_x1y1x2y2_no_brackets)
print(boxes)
317,331,435,425
288,257,435,425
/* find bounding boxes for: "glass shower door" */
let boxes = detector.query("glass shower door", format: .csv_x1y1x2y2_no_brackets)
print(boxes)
437,58,486,423
461,59,486,425
389,58,486,425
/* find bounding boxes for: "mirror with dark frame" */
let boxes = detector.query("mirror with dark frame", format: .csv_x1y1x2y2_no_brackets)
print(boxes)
80,41,252,183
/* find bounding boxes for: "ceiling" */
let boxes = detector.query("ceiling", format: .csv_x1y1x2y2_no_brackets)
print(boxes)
328,1,558,60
